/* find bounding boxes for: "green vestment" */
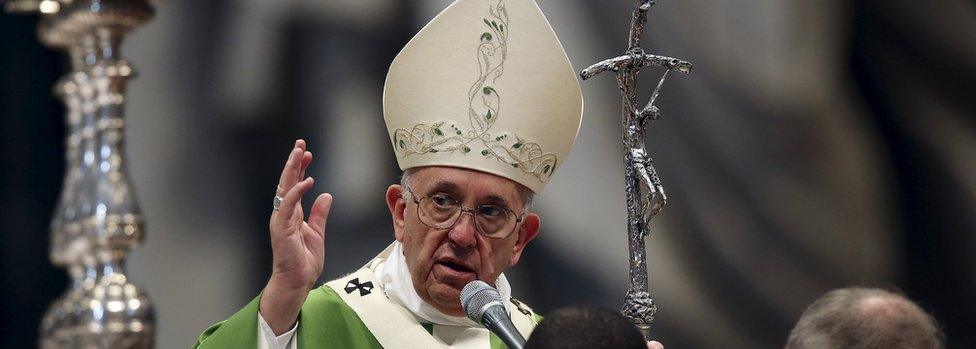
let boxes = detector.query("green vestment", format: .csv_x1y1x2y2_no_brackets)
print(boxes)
193,246,542,349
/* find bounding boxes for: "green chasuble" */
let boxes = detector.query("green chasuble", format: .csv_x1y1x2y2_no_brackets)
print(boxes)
193,246,542,349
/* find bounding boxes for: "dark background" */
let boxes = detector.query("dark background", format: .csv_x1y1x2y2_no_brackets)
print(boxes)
2,0,974,348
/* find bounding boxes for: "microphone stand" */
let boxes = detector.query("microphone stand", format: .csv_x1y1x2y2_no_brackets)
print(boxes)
579,0,692,340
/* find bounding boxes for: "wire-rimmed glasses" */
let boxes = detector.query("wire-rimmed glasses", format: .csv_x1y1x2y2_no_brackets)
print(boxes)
404,186,524,239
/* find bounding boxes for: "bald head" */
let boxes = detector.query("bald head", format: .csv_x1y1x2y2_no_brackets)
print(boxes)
785,287,944,349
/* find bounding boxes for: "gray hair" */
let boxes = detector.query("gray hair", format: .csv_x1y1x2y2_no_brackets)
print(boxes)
400,168,534,211
785,287,944,349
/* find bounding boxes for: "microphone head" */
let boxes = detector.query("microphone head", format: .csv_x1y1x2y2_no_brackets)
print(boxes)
460,280,504,324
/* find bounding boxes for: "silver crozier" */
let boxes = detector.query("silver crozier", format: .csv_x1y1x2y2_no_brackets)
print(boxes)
579,0,692,339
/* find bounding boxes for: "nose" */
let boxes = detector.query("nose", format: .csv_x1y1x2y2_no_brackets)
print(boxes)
448,211,479,248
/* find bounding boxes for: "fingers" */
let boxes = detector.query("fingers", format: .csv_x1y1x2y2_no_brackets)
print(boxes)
276,140,310,196
299,151,313,180
291,198,305,225
647,340,664,349
307,193,333,239
296,141,311,181
274,177,315,231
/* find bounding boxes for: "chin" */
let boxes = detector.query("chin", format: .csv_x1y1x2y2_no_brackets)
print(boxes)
430,282,461,299
428,283,464,310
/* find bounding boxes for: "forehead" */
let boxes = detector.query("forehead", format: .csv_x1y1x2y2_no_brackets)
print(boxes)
410,166,522,202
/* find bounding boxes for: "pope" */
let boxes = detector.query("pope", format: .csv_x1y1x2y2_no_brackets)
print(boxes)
193,0,608,348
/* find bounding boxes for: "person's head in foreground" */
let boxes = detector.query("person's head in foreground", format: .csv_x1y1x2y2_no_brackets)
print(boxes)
525,305,662,349
785,287,944,349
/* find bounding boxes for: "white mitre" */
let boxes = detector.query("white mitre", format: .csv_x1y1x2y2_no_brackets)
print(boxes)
383,0,583,193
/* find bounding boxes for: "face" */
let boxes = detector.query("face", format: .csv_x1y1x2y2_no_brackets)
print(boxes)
385,166,541,317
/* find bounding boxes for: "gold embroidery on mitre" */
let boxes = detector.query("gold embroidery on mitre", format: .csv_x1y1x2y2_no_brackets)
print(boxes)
393,0,558,182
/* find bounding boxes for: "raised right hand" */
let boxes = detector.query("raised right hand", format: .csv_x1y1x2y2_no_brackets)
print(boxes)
260,139,333,334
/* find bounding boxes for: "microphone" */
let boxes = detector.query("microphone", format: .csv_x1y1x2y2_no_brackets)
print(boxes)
461,280,526,349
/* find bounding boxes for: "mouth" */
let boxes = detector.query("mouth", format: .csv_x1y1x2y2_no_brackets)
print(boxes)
433,258,477,284
439,260,474,273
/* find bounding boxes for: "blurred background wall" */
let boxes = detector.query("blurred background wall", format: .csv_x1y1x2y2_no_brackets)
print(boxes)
1,0,974,348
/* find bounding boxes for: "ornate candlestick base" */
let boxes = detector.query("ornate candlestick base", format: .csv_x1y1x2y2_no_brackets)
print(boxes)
5,0,158,347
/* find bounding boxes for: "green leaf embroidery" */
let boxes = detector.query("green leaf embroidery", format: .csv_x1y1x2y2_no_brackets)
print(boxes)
393,4,556,183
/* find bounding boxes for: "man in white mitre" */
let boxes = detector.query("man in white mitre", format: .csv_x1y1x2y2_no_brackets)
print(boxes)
193,0,659,348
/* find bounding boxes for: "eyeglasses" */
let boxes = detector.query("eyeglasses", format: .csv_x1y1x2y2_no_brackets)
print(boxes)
404,186,524,239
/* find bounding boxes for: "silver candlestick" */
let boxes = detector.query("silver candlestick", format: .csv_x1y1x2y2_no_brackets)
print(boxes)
6,0,158,347
580,0,692,339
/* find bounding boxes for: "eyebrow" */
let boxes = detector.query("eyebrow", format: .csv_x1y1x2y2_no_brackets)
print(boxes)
425,180,459,195
425,180,513,207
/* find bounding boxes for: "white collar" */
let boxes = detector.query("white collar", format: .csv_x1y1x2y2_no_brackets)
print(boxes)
375,241,512,327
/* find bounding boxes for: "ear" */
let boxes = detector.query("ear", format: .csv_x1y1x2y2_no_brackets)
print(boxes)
386,184,407,242
508,212,540,267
